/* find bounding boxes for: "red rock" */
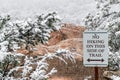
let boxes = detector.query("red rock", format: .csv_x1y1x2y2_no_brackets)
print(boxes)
17,24,85,58
47,24,86,46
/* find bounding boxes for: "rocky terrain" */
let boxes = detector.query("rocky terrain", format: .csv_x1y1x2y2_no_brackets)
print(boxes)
14,24,109,80
17,24,85,57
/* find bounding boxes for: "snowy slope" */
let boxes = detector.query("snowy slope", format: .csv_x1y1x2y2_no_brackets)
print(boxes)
0,0,96,25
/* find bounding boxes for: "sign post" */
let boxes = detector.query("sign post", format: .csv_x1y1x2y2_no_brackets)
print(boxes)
83,30,109,80
95,67,98,80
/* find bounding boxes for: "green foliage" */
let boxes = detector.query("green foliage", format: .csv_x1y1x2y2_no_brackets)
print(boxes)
43,78,48,80
0,12,61,52
35,12,60,44
108,54,120,71
0,54,19,78
108,26,120,52
0,15,10,30
84,0,120,52
15,12,60,51
84,0,120,70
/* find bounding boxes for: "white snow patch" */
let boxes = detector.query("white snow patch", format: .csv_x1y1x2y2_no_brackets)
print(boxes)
115,31,120,36
0,51,11,61
84,76,92,80
111,75,120,80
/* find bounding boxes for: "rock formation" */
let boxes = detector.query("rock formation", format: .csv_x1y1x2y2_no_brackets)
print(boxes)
17,24,86,58
14,24,108,80
12,24,85,79
47,24,85,46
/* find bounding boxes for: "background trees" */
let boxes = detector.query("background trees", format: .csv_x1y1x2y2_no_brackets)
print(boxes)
84,0,120,70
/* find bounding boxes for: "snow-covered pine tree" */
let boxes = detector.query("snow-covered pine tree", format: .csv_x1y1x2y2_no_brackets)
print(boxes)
0,13,61,79
35,12,60,44
83,0,120,70
0,12,61,52
0,49,79,80
0,15,10,30
15,12,60,51
0,15,16,52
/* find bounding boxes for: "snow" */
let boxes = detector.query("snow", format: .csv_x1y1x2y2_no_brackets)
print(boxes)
0,0,96,25
84,76,92,80
111,75,120,80
115,31,120,36
0,51,10,61
0,49,80,80
0,41,9,52
0,0,120,79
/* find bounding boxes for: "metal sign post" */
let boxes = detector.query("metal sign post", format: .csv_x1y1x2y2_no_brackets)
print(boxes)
83,30,109,80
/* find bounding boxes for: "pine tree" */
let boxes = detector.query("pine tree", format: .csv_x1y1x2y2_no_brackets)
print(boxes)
0,12,61,52
15,12,60,52
84,0,120,52
83,0,120,70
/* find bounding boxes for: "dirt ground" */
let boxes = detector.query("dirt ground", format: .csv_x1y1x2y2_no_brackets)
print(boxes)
48,58,109,80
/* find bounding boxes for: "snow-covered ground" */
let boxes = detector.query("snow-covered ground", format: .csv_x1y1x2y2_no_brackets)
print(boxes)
0,0,96,25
